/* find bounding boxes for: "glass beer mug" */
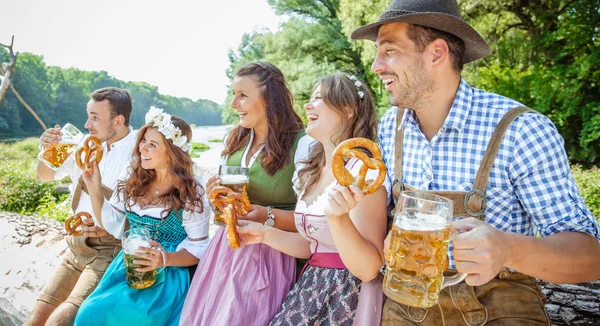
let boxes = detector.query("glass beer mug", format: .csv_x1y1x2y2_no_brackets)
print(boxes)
122,228,164,290
37,123,84,170
213,165,249,225
383,191,467,308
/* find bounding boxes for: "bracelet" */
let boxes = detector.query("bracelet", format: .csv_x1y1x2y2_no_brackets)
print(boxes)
156,247,167,268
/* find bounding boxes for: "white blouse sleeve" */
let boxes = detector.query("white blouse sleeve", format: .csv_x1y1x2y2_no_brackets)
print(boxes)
292,135,316,195
98,168,131,239
175,176,212,259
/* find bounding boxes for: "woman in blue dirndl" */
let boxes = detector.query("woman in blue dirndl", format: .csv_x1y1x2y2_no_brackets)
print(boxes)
75,108,211,326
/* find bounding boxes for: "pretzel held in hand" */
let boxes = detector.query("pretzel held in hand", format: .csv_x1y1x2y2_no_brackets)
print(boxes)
210,186,250,249
224,204,240,249
331,138,386,195
75,136,103,170
64,211,92,236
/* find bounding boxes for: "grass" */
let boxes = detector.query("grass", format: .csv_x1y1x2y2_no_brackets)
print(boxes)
189,142,211,159
208,138,223,143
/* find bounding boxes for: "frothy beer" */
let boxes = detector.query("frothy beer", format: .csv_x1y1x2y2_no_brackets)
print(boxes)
213,174,249,225
39,143,77,170
383,212,451,308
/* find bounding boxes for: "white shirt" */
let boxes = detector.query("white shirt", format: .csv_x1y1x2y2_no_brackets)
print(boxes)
54,127,137,226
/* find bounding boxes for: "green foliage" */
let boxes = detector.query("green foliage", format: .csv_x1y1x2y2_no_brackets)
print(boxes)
459,0,600,165
0,50,222,139
0,138,59,214
223,0,600,166
36,192,71,222
208,138,223,143
189,142,211,159
572,165,600,223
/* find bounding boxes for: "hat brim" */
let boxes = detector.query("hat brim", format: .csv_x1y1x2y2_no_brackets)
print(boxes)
351,12,491,63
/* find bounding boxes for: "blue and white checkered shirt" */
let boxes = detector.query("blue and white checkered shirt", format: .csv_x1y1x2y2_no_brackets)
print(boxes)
378,79,599,268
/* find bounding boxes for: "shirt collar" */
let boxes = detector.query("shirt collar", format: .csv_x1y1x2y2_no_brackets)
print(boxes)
443,78,473,133
398,78,473,134
108,126,135,151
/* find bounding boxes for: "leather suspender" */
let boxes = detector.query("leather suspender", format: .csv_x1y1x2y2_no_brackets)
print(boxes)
391,106,536,219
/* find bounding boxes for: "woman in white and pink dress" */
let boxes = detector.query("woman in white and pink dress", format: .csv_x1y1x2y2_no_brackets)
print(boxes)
238,73,388,326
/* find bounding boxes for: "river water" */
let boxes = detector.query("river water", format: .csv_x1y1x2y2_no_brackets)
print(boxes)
190,124,232,168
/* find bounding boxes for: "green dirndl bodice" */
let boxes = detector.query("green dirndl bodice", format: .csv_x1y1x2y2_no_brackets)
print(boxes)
226,130,305,211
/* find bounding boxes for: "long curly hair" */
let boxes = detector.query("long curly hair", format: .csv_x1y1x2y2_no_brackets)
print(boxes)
223,61,303,175
297,73,377,192
116,116,204,217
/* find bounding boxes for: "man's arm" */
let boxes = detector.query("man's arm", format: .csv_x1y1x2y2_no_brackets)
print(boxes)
452,219,600,285
454,113,600,285
36,161,56,182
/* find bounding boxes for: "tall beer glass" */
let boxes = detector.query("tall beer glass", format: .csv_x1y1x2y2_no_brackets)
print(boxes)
37,123,83,170
213,166,249,225
383,191,466,308
122,228,164,290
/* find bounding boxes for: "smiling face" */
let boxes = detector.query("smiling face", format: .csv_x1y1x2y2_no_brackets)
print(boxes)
371,22,435,110
138,127,169,171
84,99,118,142
304,85,344,143
230,75,268,131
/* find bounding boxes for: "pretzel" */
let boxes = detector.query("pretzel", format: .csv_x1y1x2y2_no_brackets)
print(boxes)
64,211,92,236
331,138,386,195
224,204,240,249
75,136,103,170
210,186,250,249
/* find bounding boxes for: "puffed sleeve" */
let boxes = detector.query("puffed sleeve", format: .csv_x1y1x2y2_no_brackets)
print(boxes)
175,176,212,259
97,168,130,239
292,135,316,195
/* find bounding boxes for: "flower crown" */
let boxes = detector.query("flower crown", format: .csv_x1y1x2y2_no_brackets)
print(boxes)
348,75,365,99
145,106,193,154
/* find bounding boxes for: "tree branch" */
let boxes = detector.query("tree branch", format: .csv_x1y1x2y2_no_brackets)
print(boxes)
9,83,47,130
0,35,18,102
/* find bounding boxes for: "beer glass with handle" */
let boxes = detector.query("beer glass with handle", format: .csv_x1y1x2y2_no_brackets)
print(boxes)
122,228,165,290
383,191,467,308
37,123,84,170
213,166,249,225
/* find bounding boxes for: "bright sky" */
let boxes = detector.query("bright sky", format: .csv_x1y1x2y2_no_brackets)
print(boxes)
0,0,282,104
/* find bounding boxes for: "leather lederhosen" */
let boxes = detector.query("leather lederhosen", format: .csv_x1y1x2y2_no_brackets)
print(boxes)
383,107,551,325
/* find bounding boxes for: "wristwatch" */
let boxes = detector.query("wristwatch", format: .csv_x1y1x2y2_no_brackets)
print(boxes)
264,206,275,227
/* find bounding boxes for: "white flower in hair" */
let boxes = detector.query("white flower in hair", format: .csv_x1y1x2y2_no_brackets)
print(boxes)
144,106,194,156
145,106,163,124
355,81,362,88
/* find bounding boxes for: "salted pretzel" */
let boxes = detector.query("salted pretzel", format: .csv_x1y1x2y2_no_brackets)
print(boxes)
331,138,386,195
75,136,103,170
210,186,250,249
64,211,92,236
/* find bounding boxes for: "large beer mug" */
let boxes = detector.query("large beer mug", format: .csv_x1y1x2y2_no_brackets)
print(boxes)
383,191,466,308
213,165,249,225
122,228,164,290
37,123,83,170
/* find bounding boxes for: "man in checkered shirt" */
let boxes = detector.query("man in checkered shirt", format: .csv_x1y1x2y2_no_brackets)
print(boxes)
352,0,600,324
